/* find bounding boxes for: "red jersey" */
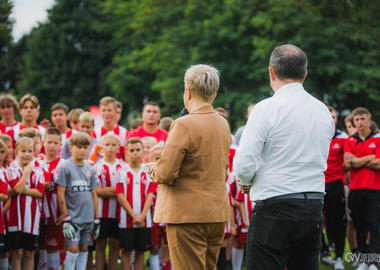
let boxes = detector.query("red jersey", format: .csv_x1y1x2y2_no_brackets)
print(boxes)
32,158,52,219
237,191,256,233
6,124,46,148
93,159,126,219
344,131,380,190
0,121,20,134
325,129,348,184
115,164,156,228
0,168,8,234
43,157,65,223
7,163,45,235
127,126,168,144
92,125,128,160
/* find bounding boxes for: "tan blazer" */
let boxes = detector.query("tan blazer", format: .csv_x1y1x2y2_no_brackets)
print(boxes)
151,104,231,224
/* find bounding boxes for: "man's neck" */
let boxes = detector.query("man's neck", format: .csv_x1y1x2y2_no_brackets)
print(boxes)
103,122,117,130
104,156,116,165
186,99,212,114
1,118,16,126
143,123,158,134
358,129,371,141
71,157,84,166
21,120,36,127
45,154,59,163
129,162,141,173
272,79,302,93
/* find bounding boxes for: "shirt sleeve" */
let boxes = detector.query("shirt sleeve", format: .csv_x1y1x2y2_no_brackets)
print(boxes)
34,171,45,194
233,103,271,184
90,167,101,189
0,177,8,196
344,138,353,154
151,120,189,185
55,164,68,187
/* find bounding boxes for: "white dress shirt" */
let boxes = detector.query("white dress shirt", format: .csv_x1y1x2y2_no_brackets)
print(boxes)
233,83,335,201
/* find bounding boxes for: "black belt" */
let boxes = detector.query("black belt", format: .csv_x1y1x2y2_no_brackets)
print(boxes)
258,192,324,203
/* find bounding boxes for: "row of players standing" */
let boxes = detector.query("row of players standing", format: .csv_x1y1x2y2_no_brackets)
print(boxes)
223,104,380,270
0,93,173,270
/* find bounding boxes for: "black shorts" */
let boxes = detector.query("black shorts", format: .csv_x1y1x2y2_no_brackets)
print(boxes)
8,232,39,251
0,234,5,252
99,218,119,240
39,219,46,248
119,228,151,252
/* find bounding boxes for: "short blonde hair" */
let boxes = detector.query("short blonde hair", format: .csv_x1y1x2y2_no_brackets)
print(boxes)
19,94,40,110
0,139,6,150
0,134,12,144
69,132,91,147
19,128,42,139
184,64,220,102
99,96,117,109
15,137,35,152
141,136,157,146
68,108,84,122
101,133,119,144
79,112,95,125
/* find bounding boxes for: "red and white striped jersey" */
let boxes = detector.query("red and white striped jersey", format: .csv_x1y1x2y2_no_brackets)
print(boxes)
7,163,45,235
6,124,46,148
225,182,232,234
92,126,128,160
61,129,77,145
237,191,256,233
43,157,65,223
0,168,8,234
0,121,20,134
115,164,156,228
227,172,242,227
33,158,51,219
93,159,126,219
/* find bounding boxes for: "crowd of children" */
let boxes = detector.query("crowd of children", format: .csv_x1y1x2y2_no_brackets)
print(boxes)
0,92,378,270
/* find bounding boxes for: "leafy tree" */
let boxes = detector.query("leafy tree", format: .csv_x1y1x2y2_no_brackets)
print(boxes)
17,0,113,118
0,0,14,91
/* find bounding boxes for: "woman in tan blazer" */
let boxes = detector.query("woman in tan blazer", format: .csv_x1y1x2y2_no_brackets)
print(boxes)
147,64,231,270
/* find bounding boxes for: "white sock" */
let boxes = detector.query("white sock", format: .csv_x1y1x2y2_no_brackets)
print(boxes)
149,254,160,270
64,251,78,270
38,249,48,269
75,251,88,270
47,251,60,270
231,247,244,270
0,258,8,270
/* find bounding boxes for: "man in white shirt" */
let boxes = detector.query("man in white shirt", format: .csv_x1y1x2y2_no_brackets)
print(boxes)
234,44,335,270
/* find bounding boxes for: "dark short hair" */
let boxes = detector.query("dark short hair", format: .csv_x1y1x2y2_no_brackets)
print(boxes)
51,103,69,114
143,101,160,112
0,94,19,112
269,44,308,81
327,106,336,113
46,127,62,138
352,107,371,117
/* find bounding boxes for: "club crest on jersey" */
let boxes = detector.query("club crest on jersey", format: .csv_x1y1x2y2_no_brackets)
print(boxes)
332,143,340,149
87,170,92,177
102,169,107,176
369,143,376,148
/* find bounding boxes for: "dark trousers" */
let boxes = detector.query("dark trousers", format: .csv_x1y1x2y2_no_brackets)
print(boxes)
324,180,347,258
348,189,380,258
246,195,323,270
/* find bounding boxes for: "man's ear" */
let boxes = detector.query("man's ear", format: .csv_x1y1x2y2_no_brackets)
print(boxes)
269,66,276,82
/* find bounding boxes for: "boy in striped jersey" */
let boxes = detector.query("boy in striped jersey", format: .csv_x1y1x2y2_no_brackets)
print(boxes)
0,139,9,269
7,137,45,270
43,127,65,270
116,137,155,270
93,134,126,270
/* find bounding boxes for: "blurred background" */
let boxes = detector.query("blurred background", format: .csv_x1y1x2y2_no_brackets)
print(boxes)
1,0,379,131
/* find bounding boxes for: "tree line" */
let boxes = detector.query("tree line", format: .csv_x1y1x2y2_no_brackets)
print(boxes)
1,0,379,130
